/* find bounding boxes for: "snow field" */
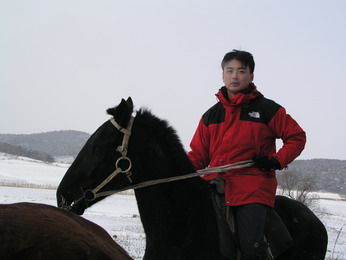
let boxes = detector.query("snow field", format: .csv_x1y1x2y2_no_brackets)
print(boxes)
0,153,345,259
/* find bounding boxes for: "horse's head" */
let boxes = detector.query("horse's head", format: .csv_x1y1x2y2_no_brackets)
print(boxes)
57,96,194,215
57,97,137,215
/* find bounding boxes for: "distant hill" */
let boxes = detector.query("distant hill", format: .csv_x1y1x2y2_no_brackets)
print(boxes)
0,130,90,158
280,159,346,193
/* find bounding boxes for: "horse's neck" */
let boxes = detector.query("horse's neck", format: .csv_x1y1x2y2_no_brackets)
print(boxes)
134,175,211,241
130,122,213,238
130,126,221,257
133,149,212,239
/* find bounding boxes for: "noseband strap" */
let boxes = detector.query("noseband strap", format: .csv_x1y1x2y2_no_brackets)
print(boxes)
84,116,134,201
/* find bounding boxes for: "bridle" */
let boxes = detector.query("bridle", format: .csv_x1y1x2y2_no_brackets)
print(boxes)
83,116,134,202
81,116,254,203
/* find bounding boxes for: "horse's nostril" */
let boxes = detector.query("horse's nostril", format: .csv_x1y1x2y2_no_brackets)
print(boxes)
57,196,73,211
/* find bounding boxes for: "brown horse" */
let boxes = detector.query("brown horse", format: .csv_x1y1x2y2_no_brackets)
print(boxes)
0,202,132,260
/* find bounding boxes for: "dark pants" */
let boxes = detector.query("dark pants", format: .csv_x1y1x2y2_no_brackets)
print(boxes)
210,182,270,260
233,203,269,260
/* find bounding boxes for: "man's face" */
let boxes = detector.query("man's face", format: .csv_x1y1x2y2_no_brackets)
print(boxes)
222,59,254,98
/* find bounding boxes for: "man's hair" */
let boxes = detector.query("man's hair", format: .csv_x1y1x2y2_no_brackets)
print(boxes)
221,49,255,73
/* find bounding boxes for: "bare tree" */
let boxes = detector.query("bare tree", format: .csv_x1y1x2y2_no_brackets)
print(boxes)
277,169,318,208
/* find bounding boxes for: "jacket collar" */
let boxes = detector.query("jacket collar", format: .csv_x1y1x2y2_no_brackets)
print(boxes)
216,83,263,107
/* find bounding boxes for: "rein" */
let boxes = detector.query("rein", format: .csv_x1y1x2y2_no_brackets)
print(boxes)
82,116,254,202
91,159,254,199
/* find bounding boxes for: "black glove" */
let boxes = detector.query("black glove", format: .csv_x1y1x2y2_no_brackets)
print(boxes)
252,156,281,171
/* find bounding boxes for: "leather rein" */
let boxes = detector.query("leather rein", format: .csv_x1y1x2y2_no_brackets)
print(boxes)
83,116,254,202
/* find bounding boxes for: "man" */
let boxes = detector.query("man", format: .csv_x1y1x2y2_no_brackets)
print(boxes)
188,50,306,260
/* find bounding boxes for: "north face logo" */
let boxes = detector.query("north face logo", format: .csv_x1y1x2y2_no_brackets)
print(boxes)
248,111,260,118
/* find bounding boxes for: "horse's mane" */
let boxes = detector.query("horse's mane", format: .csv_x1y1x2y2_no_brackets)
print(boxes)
136,109,182,147
135,109,195,174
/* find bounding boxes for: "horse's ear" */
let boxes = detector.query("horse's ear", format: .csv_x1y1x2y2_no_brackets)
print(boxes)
106,97,134,126
126,97,133,113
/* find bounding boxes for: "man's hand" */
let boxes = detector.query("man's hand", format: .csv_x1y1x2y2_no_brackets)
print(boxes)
252,156,281,171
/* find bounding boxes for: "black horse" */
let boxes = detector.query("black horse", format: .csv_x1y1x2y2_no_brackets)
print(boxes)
57,98,328,260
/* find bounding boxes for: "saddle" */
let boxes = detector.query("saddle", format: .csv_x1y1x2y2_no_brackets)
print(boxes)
209,178,293,259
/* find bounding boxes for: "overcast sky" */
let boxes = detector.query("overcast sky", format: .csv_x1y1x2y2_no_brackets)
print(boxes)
1,0,345,160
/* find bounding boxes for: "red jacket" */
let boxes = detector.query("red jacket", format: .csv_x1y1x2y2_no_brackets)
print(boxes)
188,84,306,207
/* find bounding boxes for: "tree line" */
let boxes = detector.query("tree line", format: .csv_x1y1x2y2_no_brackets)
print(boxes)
0,142,55,163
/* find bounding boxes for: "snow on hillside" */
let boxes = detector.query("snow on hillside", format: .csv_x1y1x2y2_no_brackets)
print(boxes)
0,153,68,187
0,153,345,259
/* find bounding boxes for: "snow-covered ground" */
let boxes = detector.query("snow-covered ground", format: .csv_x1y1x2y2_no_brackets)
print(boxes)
0,153,345,259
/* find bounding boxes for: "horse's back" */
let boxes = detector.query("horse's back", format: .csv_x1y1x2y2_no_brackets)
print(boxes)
274,195,328,260
0,202,132,260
